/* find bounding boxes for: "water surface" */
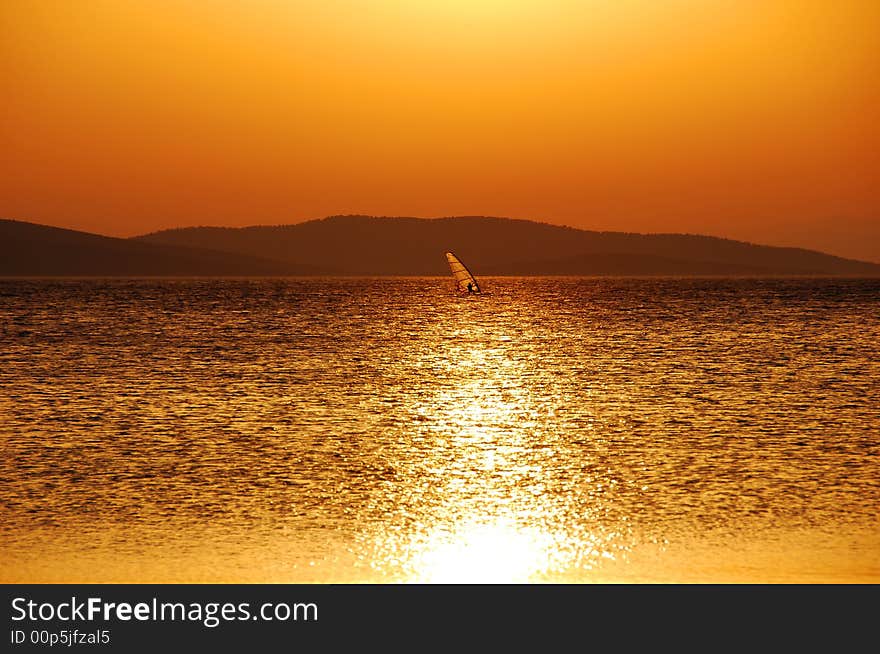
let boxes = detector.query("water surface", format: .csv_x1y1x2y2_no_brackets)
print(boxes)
1,277,878,582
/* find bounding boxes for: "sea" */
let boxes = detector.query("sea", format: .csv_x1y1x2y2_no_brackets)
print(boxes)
1,276,878,583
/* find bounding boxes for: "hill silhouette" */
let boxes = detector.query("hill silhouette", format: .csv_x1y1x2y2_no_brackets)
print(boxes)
0,219,324,276
135,215,880,276
2,215,878,277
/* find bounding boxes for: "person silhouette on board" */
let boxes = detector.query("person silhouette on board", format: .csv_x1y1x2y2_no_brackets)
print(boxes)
466,282,475,294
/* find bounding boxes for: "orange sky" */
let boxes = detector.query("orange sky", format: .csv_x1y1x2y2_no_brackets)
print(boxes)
2,1,878,261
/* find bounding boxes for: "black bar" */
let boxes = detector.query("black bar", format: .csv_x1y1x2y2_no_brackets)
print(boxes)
3,584,880,652
2,584,876,651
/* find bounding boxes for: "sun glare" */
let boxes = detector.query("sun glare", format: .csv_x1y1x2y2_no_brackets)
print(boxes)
410,520,555,583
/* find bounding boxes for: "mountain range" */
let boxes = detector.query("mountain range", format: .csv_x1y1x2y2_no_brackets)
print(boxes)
2,215,878,277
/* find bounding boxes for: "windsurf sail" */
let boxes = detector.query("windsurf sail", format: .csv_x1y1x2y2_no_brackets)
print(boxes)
445,251,481,293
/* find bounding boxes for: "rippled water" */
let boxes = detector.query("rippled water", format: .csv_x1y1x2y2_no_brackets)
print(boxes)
1,277,878,583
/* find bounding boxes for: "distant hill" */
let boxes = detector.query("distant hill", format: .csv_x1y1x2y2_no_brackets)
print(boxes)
0,219,323,276
135,215,880,276
2,215,878,277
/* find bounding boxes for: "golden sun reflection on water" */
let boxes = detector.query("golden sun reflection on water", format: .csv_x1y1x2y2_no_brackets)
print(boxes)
408,520,559,583
369,316,622,583
2,278,879,583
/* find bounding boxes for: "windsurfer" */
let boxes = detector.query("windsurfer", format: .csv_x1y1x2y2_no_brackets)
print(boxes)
445,252,481,295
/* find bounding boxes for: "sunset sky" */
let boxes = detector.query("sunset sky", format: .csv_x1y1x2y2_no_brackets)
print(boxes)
2,1,878,261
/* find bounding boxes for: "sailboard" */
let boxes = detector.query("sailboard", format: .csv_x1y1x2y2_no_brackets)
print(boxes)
445,251,481,294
